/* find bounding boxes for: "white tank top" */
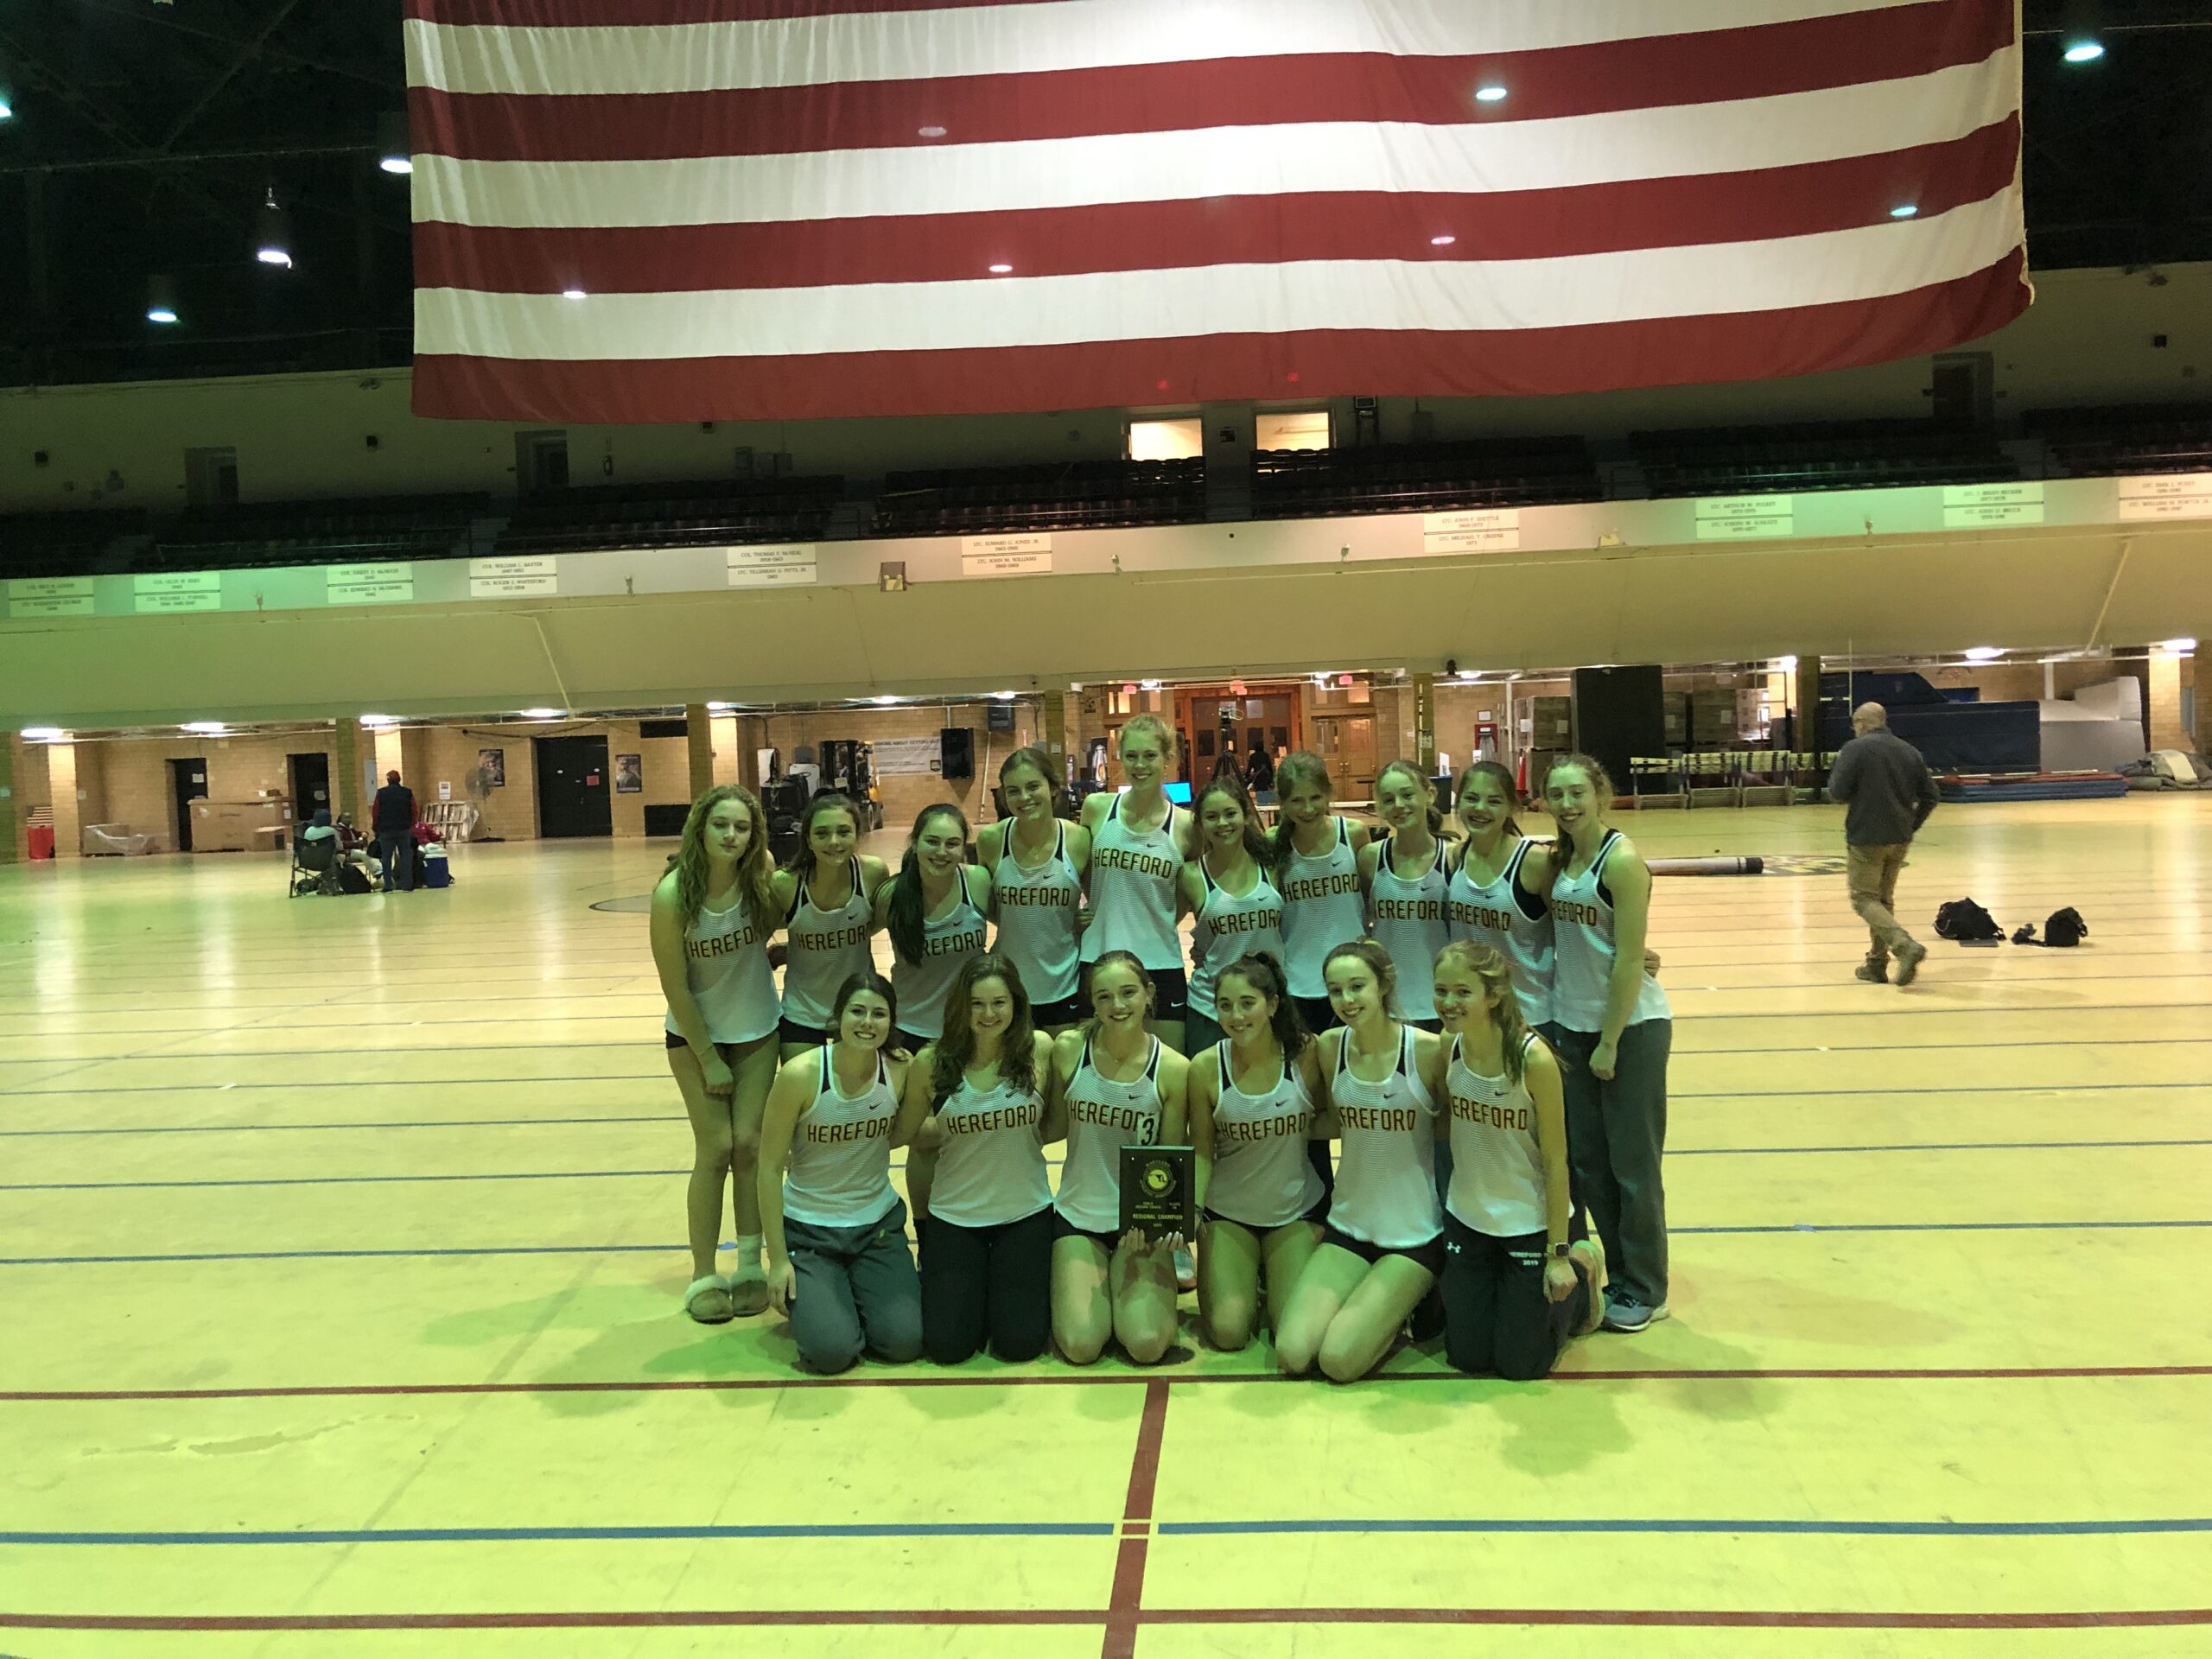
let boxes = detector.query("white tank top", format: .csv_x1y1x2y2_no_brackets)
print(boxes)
1185,857,1285,1020
1325,1025,1441,1249
779,857,874,1029
1367,835,1451,1020
1083,794,1182,969
1053,1034,1165,1233
890,873,988,1040
1550,830,1671,1033
782,1046,899,1229
1279,817,1364,998
992,822,1082,1003
1446,838,1556,1028
1445,1033,1546,1238
1205,1042,1325,1230
929,1065,1052,1228
664,888,780,1044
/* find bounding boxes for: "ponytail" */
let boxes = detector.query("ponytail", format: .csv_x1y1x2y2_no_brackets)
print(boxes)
1270,750,1335,883
1433,939,1542,1084
1216,950,1308,1062
1321,938,1400,1020
1454,760,1522,840
1376,758,1443,839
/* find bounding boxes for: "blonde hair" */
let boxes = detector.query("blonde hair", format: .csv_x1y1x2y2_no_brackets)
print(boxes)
1118,713,1177,764
1375,758,1442,836
1434,939,1539,1084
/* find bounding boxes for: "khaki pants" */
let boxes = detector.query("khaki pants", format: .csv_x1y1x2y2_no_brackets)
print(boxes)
1847,842,1913,964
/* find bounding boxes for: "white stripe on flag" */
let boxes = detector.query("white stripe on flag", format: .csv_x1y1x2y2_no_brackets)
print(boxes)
415,193,2023,360
407,0,1938,96
411,50,2017,230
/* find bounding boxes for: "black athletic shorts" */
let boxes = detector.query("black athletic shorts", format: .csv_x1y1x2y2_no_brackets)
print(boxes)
1050,1207,1122,1251
1320,1223,1444,1277
1293,995,1339,1033
778,1018,831,1047
1030,993,1087,1028
1083,961,1190,1021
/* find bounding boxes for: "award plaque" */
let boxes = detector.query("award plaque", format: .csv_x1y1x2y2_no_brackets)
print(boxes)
1120,1144,1196,1243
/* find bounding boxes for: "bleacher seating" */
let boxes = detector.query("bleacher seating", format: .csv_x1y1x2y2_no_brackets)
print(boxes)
2023,403,2212,477
497,476,842,553
869,459,1204,537
138,493,490,572
1630,419,2018,498
0,507,147,578
1251,438,1600,519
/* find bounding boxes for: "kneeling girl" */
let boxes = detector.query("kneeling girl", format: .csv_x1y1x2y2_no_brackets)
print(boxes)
757,972,925,1373
1049,950,1191,1365
908,952,1063,1364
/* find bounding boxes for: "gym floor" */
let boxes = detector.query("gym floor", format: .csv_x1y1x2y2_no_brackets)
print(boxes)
3,796,2208,1656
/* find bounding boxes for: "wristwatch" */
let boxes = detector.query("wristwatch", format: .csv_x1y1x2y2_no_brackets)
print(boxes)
1551,1243,1572,1260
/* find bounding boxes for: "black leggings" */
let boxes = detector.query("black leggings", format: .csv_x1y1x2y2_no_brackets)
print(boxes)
919,1206,1052,1364
1439,1214,1587,1381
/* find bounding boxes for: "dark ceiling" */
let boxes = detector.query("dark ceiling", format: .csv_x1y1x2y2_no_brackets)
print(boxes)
2,0,2209,391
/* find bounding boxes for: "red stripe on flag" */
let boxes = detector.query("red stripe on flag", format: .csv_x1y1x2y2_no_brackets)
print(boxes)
413,124,2019,294
411,250,2027,424
406,0,1047,22
410,0,2013,162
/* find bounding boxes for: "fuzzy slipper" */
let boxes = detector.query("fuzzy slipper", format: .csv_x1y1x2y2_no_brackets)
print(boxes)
683,1273,734,1325
726,1261,770,1319
1570,1237,1609,1339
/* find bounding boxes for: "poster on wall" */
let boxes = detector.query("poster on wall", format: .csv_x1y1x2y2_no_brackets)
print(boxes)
873,736,945,776
477,747,506,787
614,754,643,794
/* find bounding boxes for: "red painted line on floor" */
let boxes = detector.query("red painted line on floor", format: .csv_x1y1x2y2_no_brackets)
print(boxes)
1102,1377,1173,1659
7,1363,2210,1404
3,1606,2206,1634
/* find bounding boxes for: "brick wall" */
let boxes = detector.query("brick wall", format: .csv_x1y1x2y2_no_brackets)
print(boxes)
753,703,1039,830
79,730,335,852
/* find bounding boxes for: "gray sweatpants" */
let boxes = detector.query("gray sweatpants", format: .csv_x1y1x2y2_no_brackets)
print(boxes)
1548,1020,1671,1309
784,1198,924,1374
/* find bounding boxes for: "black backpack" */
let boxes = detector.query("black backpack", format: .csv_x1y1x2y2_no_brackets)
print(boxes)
1935,898,2004,943
2014,907,2088,948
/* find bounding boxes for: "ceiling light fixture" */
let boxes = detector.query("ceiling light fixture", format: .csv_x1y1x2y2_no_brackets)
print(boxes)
359,713,395,727
706,700,735,711
1962,646,2004,662
917,124,947,137
255,187,292,268
21,726,63,741
988,263,1014,275
183,721,227,734
2157,637,2197,652
2063,39,2104,62
562,288,587,301
377,111,412,175
1890,204,1919,219
1429,234,1457,247
1474,85,1508,103
146,275,180,325
520,707,565,719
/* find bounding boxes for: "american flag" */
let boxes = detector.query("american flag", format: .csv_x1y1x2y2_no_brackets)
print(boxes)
405,0,2030,425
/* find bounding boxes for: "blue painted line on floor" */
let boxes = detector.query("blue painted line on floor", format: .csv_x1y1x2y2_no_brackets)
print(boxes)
7,1218,2209,1267
1155,1517,2212,1538
0,1522,1111,1546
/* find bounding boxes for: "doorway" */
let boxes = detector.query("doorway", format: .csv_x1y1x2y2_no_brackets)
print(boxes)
169,757,209,852
533,734,611,838
1173,683,1300,789
1307,712,1378,802
288,752,331,823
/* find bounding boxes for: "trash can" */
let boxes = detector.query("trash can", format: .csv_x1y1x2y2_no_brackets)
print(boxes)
27,826,54,861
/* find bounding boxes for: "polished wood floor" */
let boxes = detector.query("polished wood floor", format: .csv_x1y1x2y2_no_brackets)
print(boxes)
3,795,2209,1656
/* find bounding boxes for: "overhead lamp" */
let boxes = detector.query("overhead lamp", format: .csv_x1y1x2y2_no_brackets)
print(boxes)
1889,204,1919,219
0,92,13,123
183,721,227,734
706,700,735,711
987,263,1014,275
1473,85,1508,104
1962,646,2003,662
2157,638,2197,653
917,124,947,138
562,288,586,300
377,111,412,175
21,726,64,741
1454,669,1479,681
146,275,180,325
1776,655,1799,671
520,707,565,719
255,187,292,268
359,713,395,727
1140,679,1161,690
2062,39,2104,62
870,696,902,705
990,690,1017,700
1429,235,1457,247
2062,0,2105,62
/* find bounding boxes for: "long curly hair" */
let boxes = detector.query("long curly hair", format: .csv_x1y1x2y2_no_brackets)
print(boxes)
1215,950,1308,1063
673,785,776,933
930,951,1038,1103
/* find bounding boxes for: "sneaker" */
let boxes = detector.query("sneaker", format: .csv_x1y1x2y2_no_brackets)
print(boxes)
1893,938,1927,987
1601,1290,1669,1333
1569,1236,1608,1338
1173,1243,1197,1293
1854,962,1887,984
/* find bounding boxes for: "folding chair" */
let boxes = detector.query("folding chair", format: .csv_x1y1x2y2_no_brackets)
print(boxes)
289,831,340,897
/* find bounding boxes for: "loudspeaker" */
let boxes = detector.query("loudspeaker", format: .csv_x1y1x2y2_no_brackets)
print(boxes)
987,701,1015,734
941,727,975,779
1569,666,1666,797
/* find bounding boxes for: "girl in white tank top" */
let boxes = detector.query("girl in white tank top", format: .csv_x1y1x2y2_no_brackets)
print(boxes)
772,793,888,1054
1448,762,1557,1030
1362,761,1451,1027
1432,939,1601,1377
1188,951,1327,1352
757,974,926,1371
1048,952,1191,1366
1272,752,1370,1020
1180,776,1283,1050
1274,941,1446,1382
982,780,1088,1031
875,805,993,1045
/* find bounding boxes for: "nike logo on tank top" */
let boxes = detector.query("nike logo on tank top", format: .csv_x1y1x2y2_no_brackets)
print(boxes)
1207,1044,1325,1230
666,892,780,1044
992,823,1083,1003
1446,839,1556,1027
1280,817,1363,998
1445,1033,1546,1239
781,857,874,1027
931,1069,1052,1229
1186,860,1284,1020
1325,1026,1441,1249
1367,836,1451,1013
892,876,988,1040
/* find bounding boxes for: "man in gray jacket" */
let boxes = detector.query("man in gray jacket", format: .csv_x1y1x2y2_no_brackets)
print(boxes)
1827,703,1939,985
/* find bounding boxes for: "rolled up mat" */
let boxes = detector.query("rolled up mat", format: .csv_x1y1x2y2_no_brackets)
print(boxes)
1648,855,1764,876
